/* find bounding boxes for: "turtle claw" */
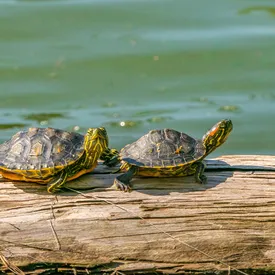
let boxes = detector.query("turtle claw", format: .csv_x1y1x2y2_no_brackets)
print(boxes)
113,178,132,192
47,185,61,193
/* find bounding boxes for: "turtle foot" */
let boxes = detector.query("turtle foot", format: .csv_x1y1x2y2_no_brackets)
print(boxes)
198,175,207,184
112,178,132,192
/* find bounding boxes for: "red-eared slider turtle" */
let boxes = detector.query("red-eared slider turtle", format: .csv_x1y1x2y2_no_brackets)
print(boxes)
106,119,233,191
0,127,117,193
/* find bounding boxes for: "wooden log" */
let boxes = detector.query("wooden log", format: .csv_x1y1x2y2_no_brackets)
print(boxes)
0,155,275,275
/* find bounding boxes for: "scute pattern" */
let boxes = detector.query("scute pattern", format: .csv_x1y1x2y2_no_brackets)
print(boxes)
0,128,84,171
121,129,205,167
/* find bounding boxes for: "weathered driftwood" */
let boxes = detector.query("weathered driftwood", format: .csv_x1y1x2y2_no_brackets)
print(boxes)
0,155,275,275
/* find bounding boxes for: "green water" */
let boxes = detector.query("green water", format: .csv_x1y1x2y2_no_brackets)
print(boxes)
1,0,275,157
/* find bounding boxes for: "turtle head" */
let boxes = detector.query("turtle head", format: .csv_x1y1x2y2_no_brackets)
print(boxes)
202,119,233,156
84,127,109,160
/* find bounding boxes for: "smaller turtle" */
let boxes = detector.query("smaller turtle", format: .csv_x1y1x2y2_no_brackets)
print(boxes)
105,119,233,191
0,127,117,193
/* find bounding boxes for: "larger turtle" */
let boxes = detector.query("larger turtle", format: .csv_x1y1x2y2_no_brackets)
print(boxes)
0,127,117,193
106,119,233,191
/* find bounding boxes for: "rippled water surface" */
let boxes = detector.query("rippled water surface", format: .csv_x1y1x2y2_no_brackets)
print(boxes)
1,0,275,157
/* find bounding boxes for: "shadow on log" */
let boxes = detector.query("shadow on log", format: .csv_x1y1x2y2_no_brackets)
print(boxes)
0,155,275,275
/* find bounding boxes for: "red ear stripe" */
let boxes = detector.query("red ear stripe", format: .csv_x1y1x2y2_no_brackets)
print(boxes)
208,126,218,137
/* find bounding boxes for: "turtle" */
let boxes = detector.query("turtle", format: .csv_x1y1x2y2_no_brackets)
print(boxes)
0,127,117,193
105,119,233,192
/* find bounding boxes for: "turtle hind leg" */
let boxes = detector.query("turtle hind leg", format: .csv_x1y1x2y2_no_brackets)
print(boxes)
113,166,137,192
47,170,68,193
194,161,207,184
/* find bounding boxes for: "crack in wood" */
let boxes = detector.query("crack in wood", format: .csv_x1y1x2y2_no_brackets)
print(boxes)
1,155,275,274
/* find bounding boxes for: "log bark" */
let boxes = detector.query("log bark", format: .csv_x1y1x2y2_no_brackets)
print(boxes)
0,155,275,275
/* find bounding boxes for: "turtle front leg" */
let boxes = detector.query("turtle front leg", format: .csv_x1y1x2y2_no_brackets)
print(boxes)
47,170,68,193
113,166,137,192
100,148,119,163
194,161,207,184
103,154,120,167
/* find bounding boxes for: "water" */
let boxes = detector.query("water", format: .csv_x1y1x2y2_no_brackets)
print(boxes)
1,0,275,157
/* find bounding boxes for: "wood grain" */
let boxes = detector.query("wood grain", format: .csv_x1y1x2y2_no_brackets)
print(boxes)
0,155,275,274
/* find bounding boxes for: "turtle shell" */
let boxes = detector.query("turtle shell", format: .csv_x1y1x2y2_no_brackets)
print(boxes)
120,129,206,168
0,127,85,179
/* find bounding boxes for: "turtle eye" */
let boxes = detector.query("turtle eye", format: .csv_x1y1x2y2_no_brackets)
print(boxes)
87,128,99,136
99,127,107,135
87,128,95,135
